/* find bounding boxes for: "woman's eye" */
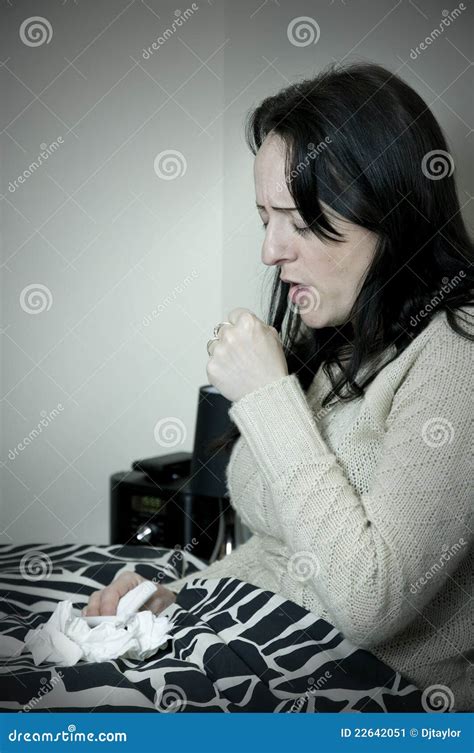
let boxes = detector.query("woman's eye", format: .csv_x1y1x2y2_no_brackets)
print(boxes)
293,225,310,236
260,222,310,236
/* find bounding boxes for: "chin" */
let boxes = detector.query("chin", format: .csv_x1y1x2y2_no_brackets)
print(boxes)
302,301,351,328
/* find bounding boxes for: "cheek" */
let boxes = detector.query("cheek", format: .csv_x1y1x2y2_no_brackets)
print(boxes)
304,246,344,283
343,230,377,270
330,233,375,282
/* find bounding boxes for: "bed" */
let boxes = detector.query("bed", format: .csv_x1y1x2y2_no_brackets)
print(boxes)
0,543,426,712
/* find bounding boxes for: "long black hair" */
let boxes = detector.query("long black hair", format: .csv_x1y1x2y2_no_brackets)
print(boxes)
206,60,473,461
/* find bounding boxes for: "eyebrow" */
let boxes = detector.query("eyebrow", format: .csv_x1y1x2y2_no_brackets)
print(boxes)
255,204,299,212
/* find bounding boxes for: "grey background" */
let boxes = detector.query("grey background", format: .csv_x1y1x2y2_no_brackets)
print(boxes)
1,0,472,544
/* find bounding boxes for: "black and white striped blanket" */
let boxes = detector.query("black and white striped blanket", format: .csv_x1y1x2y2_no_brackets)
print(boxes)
0,544,425,712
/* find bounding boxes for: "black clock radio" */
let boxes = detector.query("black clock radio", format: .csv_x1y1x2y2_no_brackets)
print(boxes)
110,385,249,565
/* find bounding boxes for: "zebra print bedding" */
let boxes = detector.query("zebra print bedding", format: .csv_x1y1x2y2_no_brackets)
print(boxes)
0,544,426,712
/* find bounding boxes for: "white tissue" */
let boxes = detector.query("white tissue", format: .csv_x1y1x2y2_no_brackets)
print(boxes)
116,580,158,620
84,581,158,627
20,600,172,666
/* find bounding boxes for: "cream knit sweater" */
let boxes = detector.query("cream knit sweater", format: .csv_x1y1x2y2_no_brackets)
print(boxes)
168,307,474,711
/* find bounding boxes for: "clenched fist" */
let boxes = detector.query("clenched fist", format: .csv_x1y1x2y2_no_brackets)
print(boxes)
207,308,288,402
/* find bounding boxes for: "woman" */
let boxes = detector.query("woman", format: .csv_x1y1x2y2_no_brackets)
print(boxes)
86,62,473,710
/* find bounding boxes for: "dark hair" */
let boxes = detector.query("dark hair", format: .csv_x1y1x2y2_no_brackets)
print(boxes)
206,60,474,462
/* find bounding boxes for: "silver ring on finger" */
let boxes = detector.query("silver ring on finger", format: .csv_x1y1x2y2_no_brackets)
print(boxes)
207,337,219,356
207,321,231,356
213,321,231,338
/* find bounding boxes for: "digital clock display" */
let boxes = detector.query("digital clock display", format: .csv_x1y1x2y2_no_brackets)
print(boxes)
131,495,166,513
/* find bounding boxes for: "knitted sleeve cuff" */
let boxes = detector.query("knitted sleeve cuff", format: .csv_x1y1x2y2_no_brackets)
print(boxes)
228,374,334,486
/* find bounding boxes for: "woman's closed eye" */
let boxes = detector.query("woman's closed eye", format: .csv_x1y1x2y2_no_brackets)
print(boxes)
292,224,311,236
260,222,311,237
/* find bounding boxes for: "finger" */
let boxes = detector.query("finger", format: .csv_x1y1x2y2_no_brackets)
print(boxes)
84,590,102,617
207,338,219,358
100,584,126,616
227,307,254,325
143,585,176,615
99,573,140,615
141,593,163,615
269,325,282,339
217,321,233,339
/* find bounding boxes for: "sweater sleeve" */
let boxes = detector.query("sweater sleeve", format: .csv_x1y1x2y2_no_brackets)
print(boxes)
165,534,264,593
226,329,473,648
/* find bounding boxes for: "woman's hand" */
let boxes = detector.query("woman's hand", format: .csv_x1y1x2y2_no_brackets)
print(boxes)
207,308,289,403
83,572,177,617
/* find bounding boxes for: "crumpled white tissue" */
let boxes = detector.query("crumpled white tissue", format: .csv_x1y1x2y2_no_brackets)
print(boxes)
20,600,172,666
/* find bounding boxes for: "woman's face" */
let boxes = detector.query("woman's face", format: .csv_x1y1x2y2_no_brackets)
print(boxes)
254,133,378,328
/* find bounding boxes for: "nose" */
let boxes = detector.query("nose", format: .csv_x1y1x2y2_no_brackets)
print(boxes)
261,226,298,268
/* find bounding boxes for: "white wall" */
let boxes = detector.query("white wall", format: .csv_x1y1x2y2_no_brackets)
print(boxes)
1,0,472,544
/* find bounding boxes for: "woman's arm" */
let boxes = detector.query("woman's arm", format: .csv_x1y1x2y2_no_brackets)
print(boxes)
226,322,473,647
